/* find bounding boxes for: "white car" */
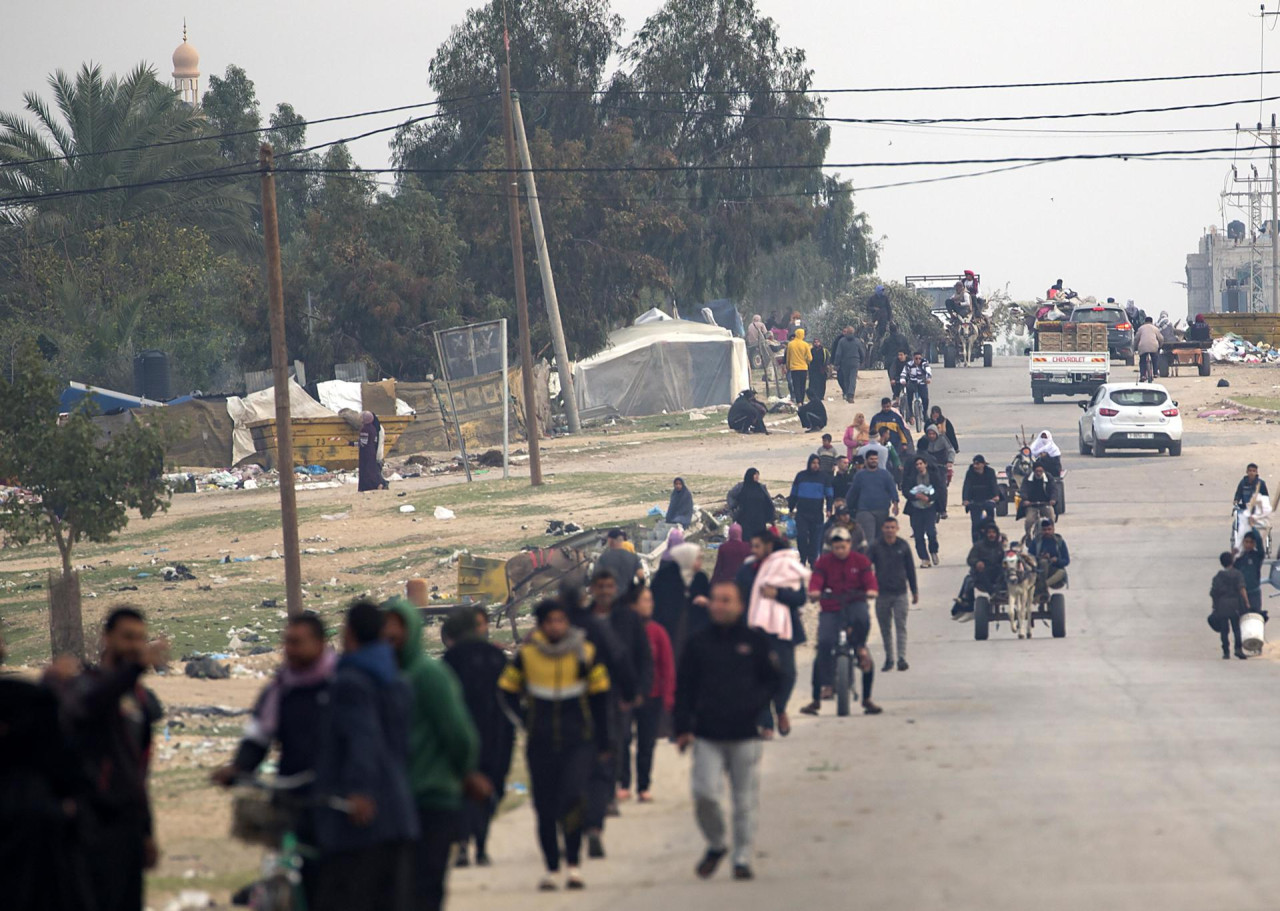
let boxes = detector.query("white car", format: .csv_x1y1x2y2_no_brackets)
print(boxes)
1077,382,1183,457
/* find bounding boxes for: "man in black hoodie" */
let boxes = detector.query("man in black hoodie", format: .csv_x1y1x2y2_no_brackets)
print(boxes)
676,581,780,882
961,454,1002,543
67,606,166,911
579,570,652,859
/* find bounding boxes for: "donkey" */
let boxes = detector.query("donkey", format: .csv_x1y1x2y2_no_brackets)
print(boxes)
1003,543,1038,639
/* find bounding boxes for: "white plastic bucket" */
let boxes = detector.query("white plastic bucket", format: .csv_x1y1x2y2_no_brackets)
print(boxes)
1241,612,1266,655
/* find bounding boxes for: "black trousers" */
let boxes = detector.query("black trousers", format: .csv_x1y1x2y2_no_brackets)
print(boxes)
527,742,594,872
315,841,413,911
758,635,796,729
458,791,500,857
1220,614,1243,652
415,807,460,911
85,813,145,911
620,699,663,793
789,369,808,403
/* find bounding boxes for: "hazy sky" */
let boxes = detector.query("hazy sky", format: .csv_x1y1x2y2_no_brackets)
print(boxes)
4,0,1276,316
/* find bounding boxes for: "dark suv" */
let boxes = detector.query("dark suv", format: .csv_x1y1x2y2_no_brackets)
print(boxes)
1069,305,1135,364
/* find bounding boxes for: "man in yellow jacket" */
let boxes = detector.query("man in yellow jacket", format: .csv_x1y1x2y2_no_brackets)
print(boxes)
785,328,813,404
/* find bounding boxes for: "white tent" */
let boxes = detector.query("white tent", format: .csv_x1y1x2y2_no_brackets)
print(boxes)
573,320,750,417
633,307,674,324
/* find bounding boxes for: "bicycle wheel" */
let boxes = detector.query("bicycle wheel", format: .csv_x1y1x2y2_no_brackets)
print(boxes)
835,654,852,716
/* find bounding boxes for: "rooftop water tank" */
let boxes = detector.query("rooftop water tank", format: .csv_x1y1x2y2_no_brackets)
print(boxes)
133,350,171,401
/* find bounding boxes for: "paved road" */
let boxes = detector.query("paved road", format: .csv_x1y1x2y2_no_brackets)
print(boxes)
453,359,1280,910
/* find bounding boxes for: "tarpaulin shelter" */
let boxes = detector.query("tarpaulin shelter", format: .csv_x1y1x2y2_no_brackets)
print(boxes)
143,398,237,468
61,382,163,414
682,299,745,337
572,320,750,417
226,380,335,465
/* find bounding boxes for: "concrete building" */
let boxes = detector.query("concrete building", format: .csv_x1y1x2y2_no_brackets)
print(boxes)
1185,224,1276,318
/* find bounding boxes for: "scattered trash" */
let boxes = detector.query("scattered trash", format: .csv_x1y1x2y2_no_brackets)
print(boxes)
260,598,277,608
400,504,417,514
161,564,197,582
321,512,350,521
545,520,583,536
1210,333,1280,364
646,506,664,517
161,889,214,910
1217,378,1231,388
184,657,230,680
477,449,505,467
687,411,708,421
296,465,329,475
242,478,258,490
433,506,455,520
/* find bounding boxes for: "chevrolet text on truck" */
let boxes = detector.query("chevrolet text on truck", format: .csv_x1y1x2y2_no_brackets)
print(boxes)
1029,351,1110,403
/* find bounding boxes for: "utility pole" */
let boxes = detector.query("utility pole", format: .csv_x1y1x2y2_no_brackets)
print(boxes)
511,93,581,433
1272,114,1278,312
259,145,305,616
500,64,543,486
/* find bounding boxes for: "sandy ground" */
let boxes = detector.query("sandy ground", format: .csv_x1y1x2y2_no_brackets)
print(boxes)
6,357,1280,908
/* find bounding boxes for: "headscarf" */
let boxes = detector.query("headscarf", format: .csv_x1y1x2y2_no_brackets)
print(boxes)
742,466,762,487
660,526,685,561
1030,430,1061,459
666,477,694,524
669,543,701,587
728,522,743,542
251,648,338,742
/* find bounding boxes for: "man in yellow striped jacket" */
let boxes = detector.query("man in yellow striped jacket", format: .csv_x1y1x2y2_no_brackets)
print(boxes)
499,600,610,892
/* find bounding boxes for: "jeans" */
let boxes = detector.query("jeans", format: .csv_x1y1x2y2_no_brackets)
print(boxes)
909,507,938,560
906,382,929,422
969,499,997,542
527,742,594,872
811,604,870,699
414,807,460,911
691,739,763,867
875,592,910,662
795,513,824,565
758,635,796,730
1023,504,1055,540
855,509,888,548
620,699,662,793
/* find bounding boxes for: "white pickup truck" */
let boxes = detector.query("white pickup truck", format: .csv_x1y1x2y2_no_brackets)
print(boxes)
1029,351,1110,404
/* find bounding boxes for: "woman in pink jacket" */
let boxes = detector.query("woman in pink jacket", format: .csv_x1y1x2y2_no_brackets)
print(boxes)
844,413,870,460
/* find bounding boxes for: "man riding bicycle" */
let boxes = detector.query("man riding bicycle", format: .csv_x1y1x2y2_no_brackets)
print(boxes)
903,353,932,427
800,527,882,716
1134,316,1161,382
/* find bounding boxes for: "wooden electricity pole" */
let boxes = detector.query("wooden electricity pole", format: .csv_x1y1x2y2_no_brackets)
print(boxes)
500,64,543,485
259,144,305,616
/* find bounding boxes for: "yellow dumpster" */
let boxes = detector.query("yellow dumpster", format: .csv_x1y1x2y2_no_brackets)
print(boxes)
457,554,510,604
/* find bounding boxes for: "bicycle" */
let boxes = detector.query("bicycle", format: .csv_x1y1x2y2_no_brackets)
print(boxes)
906,383,926,432
824,591,875,716
229,773,351,910
1139,352,1156,384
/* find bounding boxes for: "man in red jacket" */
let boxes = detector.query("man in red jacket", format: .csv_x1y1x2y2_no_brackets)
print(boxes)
800,528,881,716
620,584,676,803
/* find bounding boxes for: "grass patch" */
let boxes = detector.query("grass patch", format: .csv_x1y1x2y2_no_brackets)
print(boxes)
1232,394,1280,412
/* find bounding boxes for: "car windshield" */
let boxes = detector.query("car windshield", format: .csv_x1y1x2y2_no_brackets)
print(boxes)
1109,389,1168,407
1072,309,1125,325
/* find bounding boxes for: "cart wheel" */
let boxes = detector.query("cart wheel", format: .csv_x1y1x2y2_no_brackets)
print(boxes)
974,596,991,641
1198,356,1211,377
835,654,852,717
1050,593,1066,638
983,343,994,368
1056,482,1066,516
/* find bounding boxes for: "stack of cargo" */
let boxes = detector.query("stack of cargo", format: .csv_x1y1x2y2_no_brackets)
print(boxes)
1077,323,1107,351
1036,320,1064,351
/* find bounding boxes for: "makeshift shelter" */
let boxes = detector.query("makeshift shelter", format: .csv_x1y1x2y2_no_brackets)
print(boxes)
142,398,236,468
682,299,745,337
572,320,750,417
61,382,163,414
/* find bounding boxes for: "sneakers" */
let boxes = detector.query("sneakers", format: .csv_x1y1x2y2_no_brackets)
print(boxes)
587,833,605,859
697,848,728,879
566,868,585,890
455,850,471,868
897,658,909,671
1236,648,1249,660
733,865,755,881
931,553,940,566
799,701,820,716
920,560,931,569
881,658,893,672
538,875,558,891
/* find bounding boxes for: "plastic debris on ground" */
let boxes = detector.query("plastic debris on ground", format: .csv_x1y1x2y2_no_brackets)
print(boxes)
161,564,197,582
184,657,230,680
545,519,583,536
433,506,455,520
1210,333,1280,364
400,504,417,514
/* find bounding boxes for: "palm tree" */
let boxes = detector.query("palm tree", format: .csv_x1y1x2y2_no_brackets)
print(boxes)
0,62,255,250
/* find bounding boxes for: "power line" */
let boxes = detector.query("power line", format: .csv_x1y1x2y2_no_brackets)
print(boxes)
596,93,1280,126
534,68,1280,96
